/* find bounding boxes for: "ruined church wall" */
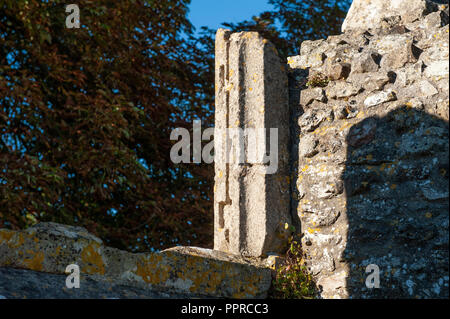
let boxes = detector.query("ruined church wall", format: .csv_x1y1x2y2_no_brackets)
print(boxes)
287,3,449,298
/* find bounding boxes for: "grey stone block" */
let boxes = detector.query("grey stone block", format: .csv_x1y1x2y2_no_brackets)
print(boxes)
214,29,291,257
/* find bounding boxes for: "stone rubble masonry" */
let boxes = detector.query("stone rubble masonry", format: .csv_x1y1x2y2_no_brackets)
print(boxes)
0,222,273,298
288,0,449,298
342,0,441,33
214,29,291,257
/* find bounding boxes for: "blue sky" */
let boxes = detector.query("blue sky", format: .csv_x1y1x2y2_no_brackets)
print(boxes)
188,0,274,32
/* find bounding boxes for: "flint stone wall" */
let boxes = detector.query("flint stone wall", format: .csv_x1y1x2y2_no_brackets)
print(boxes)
287,0,449,298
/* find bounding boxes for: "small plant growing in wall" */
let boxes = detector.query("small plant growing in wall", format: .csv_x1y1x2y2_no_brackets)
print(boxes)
306,72,329,88
271,230,317,299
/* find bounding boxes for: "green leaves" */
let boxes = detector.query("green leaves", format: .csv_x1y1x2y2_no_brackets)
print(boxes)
223,0,350,59
271,236,317,299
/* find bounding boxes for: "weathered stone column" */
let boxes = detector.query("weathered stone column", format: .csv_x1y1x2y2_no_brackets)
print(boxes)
214,29,291,257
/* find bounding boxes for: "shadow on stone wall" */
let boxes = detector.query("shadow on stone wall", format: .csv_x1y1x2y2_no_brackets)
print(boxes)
288,68,309,233
342,106,449,298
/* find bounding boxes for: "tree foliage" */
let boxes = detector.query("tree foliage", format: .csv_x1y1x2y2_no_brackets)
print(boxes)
0,0,349,252
221,0,350,59
0,0,214,251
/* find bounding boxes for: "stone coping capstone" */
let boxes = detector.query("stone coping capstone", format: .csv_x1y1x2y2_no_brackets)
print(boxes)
0,222,274,298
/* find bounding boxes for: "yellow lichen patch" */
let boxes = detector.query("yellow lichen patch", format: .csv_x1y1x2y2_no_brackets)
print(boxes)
301,165,309,173
0,229,15,244
243,32,256,40
184,254,202,270
312,126,329,136
135,254,170,285
80,243,105,275
22,251,44,271
228,269,259,298
307,227,320,234
190,268,213,293
340,122,353,131
319,127,330,136
8,233,25,248
300,198,310,205
177,257,224,294
53,246,62,256
425,212,433,219
232,282,257,298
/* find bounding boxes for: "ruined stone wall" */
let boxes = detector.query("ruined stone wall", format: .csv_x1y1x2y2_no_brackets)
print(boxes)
287,0,449,298
1,0,448,300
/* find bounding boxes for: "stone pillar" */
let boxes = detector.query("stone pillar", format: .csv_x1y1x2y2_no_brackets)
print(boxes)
214,29,291,257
